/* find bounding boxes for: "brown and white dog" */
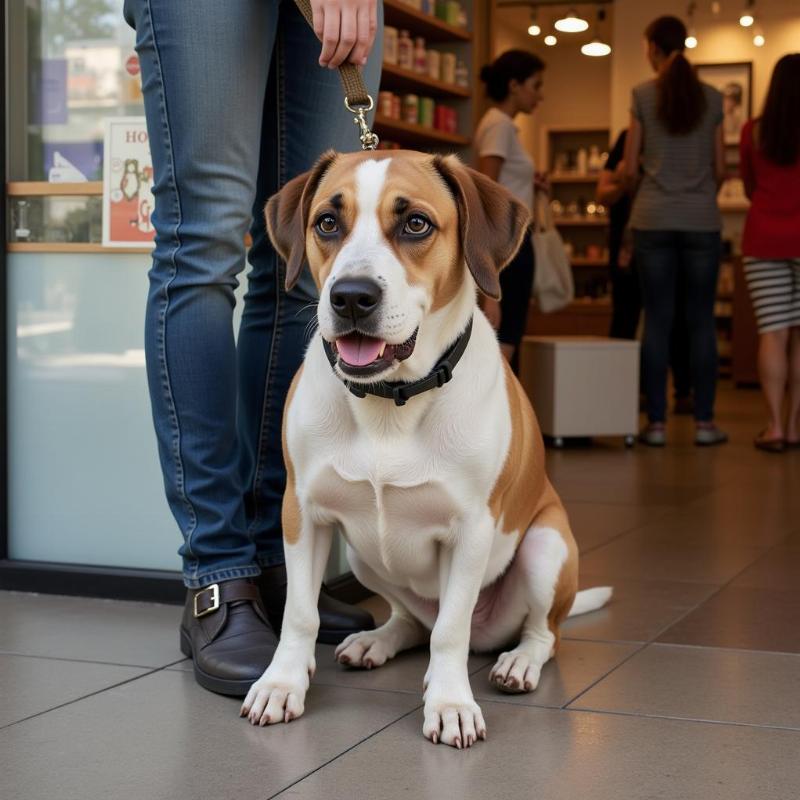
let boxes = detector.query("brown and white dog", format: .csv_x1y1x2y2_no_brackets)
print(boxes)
241,150,611,747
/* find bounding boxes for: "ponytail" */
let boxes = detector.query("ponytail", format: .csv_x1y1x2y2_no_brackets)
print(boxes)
646,16,706,135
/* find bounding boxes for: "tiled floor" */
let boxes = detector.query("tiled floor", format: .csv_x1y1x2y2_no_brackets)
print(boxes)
2,383,800,799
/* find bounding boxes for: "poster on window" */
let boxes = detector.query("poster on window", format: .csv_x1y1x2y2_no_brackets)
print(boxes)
102,117,155,247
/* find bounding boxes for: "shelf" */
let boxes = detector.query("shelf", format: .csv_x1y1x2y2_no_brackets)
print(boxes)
554,217,609,227
374,114,469,146
8,181,102,196
383,0,471,42
380,62,470,98
8,242,152,254
550,173,602,184
571,257,607,267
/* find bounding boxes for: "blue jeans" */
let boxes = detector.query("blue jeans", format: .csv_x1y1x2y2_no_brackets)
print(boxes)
634,230,721,424
124,0,382,587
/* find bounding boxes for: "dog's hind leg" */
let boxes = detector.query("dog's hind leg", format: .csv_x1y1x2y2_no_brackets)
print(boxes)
488,504,578,694
335,546,429,669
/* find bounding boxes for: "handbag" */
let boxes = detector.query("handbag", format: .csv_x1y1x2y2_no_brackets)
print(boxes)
531,192,574,313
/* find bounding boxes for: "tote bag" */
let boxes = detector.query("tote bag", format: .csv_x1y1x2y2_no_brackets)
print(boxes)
531,193,574,313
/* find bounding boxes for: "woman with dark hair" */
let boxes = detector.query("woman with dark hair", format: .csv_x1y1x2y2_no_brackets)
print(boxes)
474,49,546,370
740,53,800,452
624,16,727,446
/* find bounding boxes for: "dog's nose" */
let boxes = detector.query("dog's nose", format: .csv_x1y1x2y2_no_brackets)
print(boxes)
329,278,383,321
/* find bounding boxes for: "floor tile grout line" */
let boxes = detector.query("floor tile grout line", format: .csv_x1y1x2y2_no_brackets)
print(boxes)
563,534,798,711
562,704,800,734
647,533,793,644
558,641,650,709
265,704,424,800
0,650,188,671
0,663,175,732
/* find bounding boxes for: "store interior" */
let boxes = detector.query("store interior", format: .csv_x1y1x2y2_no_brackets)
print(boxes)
3,1,800,796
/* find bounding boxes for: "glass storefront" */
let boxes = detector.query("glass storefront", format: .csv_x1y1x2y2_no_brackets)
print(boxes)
3,2,351,582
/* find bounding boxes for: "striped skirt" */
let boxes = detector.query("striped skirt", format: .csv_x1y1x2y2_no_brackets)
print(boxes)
743,258,800,333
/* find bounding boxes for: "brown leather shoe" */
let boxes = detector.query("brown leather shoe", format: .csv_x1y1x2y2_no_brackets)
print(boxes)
257,565,375,645
179,578,278,696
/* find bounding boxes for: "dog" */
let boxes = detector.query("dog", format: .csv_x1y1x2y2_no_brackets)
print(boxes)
240,150,612,747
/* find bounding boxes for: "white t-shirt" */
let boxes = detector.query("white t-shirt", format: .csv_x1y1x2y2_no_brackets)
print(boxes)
474,107,535,211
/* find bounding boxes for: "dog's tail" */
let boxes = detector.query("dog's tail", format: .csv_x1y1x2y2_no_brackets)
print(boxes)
567,586,613,618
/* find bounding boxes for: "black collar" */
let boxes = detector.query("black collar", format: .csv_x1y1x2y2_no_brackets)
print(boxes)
322,317,473,407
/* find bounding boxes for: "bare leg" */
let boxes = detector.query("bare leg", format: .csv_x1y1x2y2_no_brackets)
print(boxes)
757,328,790,440
787,327,800,443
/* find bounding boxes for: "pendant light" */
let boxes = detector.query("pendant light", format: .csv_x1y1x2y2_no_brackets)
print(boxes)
685,1,698,49
739,0,755,27
527,6,541,36
554,8,589,33
544,33,558,46
581,9,611,57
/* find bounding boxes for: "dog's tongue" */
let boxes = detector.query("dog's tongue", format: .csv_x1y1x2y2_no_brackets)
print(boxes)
336,334,385,367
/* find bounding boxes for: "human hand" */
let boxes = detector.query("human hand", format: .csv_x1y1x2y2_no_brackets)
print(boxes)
482,298,502,330
313,0,378,69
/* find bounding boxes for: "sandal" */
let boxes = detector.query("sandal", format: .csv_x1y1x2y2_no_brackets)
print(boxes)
754,431,785,453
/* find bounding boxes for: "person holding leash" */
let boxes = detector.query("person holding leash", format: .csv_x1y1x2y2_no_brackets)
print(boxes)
123,0,381,696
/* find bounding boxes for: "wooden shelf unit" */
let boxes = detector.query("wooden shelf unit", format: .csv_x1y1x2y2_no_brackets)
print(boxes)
554,217,609,227
383,0,472,42
374,114,469,147
380,62,470,99
377,1,476,152
549,173,602,184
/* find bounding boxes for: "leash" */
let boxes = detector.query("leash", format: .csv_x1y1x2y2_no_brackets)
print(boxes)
322,318,474,407
292,0,379,150
298,0,468,406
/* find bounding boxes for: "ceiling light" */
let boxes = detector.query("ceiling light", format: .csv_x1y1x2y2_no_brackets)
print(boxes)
685,3,698,49
544,34,558,46
528,7,540,36
581,39,611,57
739,0,755,27
753,31,765,46
554,9,589,33
581,9,611,57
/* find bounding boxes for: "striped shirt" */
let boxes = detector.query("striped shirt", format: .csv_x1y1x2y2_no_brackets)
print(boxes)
630,80,723,232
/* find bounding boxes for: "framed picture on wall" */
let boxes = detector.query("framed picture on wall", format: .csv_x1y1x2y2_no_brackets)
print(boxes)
696,62,753,146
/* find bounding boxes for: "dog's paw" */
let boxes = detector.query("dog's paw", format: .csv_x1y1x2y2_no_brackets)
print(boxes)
334,630,393,669
240,668,310,726
489,648,543,694
422,694,487,748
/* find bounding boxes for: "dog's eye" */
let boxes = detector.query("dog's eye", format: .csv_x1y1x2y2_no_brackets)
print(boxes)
403,214,432,237
316,214,339,236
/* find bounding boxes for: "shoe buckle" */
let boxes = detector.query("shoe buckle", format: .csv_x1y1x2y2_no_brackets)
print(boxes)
193,584,220,618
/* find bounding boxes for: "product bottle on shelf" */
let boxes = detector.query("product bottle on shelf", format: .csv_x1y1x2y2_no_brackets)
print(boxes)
427,49,441,81
587,145,603,173
413,37,427,73
440,52,456,84
402,94,420,125
384,26,399,65
397,30,413,70
576,147,588,175
455,59,468,87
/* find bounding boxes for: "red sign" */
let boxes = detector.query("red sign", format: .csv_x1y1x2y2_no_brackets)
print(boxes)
125,54,140,76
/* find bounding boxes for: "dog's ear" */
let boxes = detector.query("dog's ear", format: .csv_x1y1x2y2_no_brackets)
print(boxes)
433,154,531,299
265,150,337,290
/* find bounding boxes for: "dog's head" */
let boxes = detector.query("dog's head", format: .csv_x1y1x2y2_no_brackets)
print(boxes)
266,150,530,383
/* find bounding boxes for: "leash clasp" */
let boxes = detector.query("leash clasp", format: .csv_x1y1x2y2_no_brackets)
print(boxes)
345,96,379,151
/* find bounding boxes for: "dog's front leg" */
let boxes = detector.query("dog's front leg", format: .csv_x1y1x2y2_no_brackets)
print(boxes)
422,511,494,748
241,517,333,726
